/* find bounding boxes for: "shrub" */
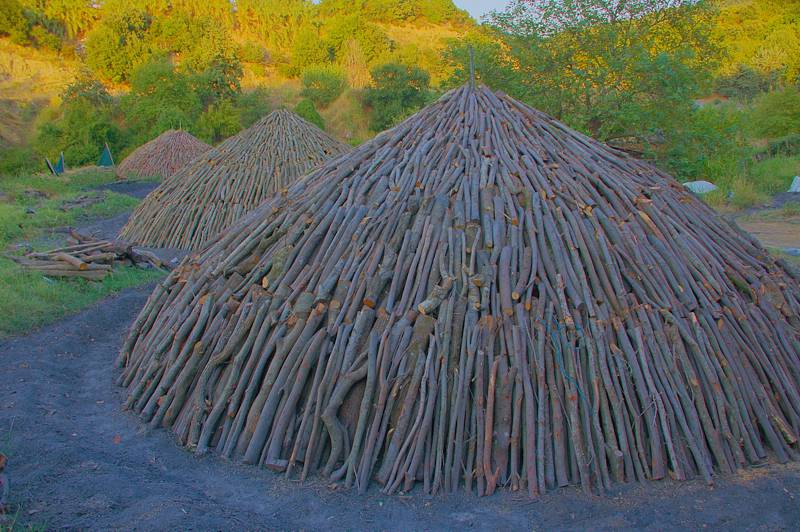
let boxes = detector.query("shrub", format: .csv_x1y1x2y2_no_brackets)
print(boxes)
363,63,431,131
294,99,325,130
301,65,347,108
750,87,800,138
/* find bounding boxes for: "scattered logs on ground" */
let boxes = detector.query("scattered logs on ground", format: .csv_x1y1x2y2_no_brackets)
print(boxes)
8,230,165,280
118,84,800,498
119,109,351,251
116,130,211,181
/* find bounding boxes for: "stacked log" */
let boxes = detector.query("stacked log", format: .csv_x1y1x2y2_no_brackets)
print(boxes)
118,85,800,497
8,230,164,280
116,130,211,180
119,110,351,250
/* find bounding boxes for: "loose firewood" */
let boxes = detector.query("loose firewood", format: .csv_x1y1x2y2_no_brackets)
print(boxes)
7,233,165,280
118,84,800,499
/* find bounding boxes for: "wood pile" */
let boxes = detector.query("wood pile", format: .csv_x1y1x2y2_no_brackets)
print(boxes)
117,85,800,497
8,230,164,281
117,129,211,180
119,110,351,250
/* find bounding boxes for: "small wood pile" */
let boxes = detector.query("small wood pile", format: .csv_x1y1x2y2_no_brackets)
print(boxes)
117,130,211,180
119,109,351,250
8,230,164,281
118,85,800,498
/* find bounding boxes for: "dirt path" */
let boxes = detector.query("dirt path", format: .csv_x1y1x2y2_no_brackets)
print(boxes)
1,287,800,529
737,220,800,250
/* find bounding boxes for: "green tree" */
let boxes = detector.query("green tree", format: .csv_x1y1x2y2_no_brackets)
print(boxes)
294,99,325,130
363,63,431,131
487,0,717,141
195,100,241,143
85,6,153,81
0,0,28,42
750,87,800,138
34,75,127,166
301,64,347,108
122,59,202,140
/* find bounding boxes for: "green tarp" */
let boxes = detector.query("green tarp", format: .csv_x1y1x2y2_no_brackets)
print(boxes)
98,143,114,167
54,152,65,174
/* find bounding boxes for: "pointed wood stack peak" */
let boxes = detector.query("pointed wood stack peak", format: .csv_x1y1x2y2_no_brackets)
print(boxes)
119,109,351,250
116,129,211,180
118,84,800,497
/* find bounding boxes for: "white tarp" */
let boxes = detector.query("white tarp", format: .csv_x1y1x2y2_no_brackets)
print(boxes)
684,180,718,194
789,176,800,193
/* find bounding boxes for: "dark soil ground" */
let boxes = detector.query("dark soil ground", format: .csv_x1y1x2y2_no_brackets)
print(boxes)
1,286,800,530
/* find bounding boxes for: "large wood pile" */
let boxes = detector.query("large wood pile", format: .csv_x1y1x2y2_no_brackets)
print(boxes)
8,230,164,280
117,130,211,180
119,110,351,250
117,85,800,497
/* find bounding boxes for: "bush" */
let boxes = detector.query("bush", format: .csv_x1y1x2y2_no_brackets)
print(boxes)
363,63,431,131
301,65,347,108
235,88,272,128
714,65,776,101
195,100,241,143
294,99,325,130
750,87,800,138
0,146,38,177
658,102,749,186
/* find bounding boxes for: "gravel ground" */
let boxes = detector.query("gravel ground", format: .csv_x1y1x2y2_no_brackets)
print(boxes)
0,286,799,530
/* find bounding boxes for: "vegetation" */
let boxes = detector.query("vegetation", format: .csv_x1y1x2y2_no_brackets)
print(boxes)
0,168,164,336
300,65,347,108
295,99,325,130
1,0,799,210
363,63,432,130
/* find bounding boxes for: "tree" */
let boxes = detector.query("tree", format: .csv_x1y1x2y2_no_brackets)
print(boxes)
301,65,347,108
362,63,431,131
122,59,202,140
487,0,717,141
85,7,153,82
295,99,325,130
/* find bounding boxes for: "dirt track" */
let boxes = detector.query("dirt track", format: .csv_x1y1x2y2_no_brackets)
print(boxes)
1,286,800,530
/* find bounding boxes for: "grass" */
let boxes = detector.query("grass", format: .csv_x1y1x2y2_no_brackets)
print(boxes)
0,258,163,337
0,167,165,337
702,154,799,211
748,155,800,195
0,169,137,246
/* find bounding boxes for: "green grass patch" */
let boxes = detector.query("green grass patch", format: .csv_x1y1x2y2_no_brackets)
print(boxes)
748,155,800,195
0,167,164,337
0,168,135,247
0,257,164,337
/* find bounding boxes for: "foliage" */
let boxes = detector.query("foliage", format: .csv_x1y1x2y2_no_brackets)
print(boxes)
714,65,777,100
195,100,241,143
236,88,272,128
363,63,431,131
657,101,750,186
749,87,800,139
122,59,202,142
714,0,800,86
487,0,717,140
0,146,38,177
301,64,347,108
85,6,153,82
443,29,530,99
33,74,126,166
295,99,325,130
0,0,27,39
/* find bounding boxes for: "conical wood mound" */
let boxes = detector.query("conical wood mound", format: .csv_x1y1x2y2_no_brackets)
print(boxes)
118,85,800,497
116,130,211,180
119,109,351,250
